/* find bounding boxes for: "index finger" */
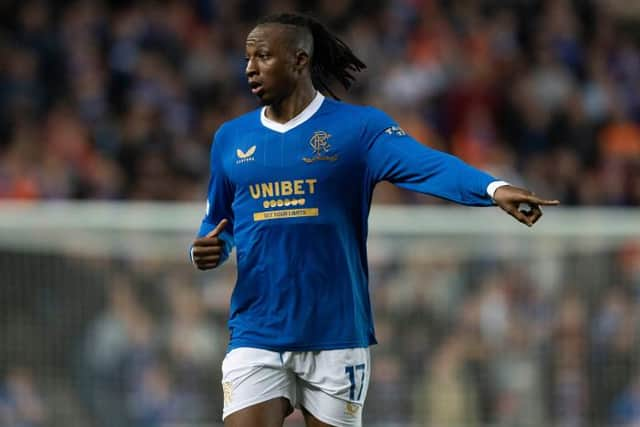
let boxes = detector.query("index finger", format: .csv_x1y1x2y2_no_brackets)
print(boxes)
206,218,229,238
525,195,560,206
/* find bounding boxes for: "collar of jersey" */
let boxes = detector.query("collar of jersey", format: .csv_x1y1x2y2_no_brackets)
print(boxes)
260,92,325,133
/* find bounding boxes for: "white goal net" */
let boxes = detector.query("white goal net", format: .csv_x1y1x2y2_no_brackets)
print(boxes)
1,202,639,427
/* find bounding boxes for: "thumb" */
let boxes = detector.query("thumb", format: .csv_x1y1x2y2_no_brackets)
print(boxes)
206,218,229,238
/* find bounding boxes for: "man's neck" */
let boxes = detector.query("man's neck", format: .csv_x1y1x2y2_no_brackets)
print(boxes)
265,83,316,124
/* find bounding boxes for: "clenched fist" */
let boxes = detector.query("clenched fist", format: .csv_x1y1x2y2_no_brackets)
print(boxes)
191,219,229,270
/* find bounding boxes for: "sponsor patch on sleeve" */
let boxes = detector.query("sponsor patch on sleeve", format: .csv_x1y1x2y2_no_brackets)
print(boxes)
383,126,407,136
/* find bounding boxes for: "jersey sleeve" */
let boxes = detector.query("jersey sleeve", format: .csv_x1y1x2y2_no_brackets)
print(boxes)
192,126,235,265
363,107,497,206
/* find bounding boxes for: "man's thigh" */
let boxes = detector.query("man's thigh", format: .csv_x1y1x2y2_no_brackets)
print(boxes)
224,397,291,427
221,348,295,424
294,348,371,427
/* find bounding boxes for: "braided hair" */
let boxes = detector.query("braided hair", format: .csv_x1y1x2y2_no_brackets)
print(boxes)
256,12,366,100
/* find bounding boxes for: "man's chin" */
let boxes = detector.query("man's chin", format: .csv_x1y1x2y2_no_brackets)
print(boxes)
256,93,272,106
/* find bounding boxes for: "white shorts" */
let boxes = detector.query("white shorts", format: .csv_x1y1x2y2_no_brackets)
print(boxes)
221,347,371,427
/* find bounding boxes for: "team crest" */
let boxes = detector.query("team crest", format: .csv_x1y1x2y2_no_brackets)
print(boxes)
345,402,360,416
303,131,338,163
222,381,233,406
236,145,256,164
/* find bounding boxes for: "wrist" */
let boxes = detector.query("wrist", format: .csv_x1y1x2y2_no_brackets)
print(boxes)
487,180,510,199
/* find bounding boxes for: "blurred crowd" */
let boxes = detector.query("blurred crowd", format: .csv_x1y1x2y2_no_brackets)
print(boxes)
1,0,640,204
1,237,640,426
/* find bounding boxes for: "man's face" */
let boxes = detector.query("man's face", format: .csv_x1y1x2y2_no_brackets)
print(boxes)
245,24,298,105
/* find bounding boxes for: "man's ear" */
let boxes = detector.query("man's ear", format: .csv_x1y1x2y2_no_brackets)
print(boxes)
294,49,310,72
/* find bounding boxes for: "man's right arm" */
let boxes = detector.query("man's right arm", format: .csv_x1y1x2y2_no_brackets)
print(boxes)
191,127,235,269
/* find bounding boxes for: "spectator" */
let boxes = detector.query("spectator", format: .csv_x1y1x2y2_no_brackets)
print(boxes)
0,367,47,427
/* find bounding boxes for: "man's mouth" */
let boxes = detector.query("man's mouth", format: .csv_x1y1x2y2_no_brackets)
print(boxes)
249,81,264,95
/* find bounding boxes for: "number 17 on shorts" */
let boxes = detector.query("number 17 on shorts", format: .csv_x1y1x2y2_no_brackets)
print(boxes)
344,363,366,416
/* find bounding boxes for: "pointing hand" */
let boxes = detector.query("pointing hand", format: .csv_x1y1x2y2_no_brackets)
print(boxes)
493,186,560,227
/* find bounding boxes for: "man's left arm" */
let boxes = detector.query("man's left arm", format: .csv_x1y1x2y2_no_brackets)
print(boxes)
364,108,559,224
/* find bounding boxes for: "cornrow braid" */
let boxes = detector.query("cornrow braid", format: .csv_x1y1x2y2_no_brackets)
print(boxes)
256,12,366,100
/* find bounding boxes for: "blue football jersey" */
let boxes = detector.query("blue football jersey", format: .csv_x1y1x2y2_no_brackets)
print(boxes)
196,92,497,351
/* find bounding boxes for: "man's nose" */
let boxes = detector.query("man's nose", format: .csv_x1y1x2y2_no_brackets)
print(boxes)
245,57,257,77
